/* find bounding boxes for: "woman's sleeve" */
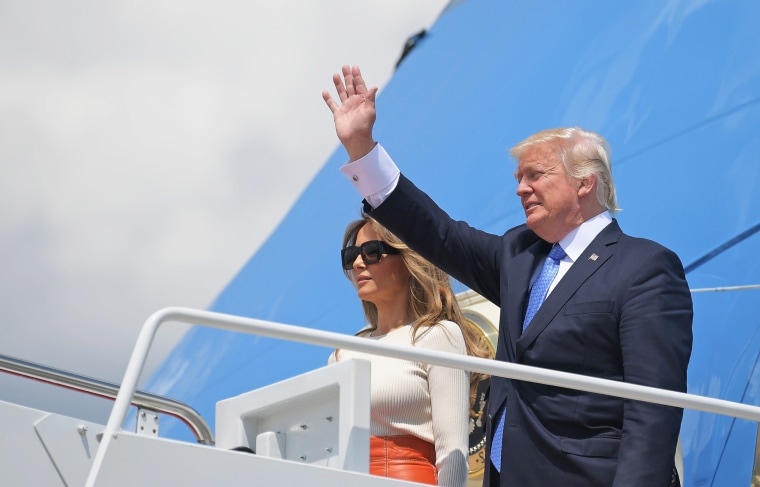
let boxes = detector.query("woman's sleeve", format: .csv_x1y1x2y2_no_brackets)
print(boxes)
424,322,470,487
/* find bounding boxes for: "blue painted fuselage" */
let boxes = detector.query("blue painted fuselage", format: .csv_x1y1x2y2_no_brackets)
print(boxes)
147,1,760,485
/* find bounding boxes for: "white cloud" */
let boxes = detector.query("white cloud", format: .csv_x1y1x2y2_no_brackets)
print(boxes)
0,0,449,423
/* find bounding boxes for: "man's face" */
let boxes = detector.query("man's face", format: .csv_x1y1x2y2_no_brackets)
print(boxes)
514,145,584,242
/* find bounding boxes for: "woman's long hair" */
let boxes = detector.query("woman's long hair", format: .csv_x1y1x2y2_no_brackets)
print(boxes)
342,214,492,399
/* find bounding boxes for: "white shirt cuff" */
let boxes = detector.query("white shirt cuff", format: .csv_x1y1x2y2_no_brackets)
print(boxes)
339,143,400,208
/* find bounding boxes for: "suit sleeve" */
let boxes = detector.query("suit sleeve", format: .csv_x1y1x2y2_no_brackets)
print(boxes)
613,244,693,485
368,174,504,305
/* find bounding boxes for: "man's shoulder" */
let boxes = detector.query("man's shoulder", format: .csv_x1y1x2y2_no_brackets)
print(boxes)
616,231,676,255
611,228,686,271
604,219,676,253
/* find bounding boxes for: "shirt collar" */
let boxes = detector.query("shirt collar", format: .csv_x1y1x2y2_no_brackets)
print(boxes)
557,212,613,262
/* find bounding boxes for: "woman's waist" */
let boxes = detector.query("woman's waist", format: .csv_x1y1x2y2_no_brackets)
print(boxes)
371,422,434,442
370,435,436,463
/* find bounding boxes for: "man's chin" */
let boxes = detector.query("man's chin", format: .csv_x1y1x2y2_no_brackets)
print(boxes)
525,217,542,232
526,220,554,242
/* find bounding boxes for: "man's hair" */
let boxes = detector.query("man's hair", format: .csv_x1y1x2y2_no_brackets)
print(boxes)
511,127,621,213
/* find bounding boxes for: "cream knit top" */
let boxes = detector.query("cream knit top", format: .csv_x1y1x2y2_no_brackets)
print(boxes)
329,320,469,487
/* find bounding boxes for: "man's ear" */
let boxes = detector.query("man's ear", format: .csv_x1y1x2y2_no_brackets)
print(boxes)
577,174,596,197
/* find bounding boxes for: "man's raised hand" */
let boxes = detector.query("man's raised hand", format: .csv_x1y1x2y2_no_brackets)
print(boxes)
322,65,378,161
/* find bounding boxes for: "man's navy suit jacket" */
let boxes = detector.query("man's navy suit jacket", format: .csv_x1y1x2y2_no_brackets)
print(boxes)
367,175,693,486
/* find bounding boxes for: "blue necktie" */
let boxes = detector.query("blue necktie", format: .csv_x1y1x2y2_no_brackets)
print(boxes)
522,244,566,331
491,244,566,472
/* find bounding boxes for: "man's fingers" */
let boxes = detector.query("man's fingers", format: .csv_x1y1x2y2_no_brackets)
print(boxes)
337,65,354,97
366,86,378,103
351,66,377,102
332,73,348,102
352,65,367,95
354,78,366,95
345,74,355,97
326,66,375,109
322,90,338,113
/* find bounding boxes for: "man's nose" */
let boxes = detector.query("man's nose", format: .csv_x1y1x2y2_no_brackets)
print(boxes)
516,178,531,196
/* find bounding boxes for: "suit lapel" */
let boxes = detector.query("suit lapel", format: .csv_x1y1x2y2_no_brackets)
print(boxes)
515,221,621,361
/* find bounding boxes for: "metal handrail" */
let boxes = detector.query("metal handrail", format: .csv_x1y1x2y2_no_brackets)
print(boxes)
690,284,760,293
0,353,214,445
85,306,760,487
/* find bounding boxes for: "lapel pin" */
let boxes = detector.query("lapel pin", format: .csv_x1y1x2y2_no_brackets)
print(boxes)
589,253,599,261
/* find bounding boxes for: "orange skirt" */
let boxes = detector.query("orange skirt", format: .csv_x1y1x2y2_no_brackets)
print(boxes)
369,435,437,485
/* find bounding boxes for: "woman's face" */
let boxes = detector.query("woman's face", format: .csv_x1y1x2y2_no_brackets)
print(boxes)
350,224,410,310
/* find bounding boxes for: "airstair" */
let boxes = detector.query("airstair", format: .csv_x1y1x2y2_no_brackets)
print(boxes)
2,306,759,486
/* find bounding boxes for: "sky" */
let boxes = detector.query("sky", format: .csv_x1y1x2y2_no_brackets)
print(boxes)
0,0,450,424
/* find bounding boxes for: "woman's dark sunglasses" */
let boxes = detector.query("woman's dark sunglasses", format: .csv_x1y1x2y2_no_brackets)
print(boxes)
341,240,400,270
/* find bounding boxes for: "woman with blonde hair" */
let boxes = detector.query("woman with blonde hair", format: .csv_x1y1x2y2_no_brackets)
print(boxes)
330,214,489,487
